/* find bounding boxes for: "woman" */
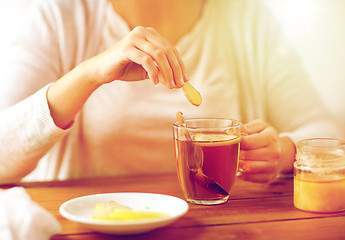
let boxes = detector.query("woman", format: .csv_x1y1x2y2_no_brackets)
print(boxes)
0,0,341,183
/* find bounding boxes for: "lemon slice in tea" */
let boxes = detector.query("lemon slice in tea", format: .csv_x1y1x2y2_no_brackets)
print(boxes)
194,133,239,142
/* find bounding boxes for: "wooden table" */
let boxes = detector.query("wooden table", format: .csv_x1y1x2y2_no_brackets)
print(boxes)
4,173,345,240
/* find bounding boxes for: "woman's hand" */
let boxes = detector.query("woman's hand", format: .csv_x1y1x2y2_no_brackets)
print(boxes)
48,26,189,129
238,120,296,183
89,26,188,88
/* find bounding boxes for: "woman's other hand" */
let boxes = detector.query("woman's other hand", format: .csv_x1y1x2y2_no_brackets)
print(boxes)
238,120,296,183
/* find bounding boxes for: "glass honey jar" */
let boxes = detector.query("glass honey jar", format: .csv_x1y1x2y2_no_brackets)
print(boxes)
294,138,345,213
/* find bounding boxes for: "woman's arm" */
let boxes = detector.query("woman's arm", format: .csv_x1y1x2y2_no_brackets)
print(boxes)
0,85,68,184
0,0,188,183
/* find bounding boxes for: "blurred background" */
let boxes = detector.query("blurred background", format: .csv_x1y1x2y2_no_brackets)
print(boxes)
0,0,344,134
266,0,345,134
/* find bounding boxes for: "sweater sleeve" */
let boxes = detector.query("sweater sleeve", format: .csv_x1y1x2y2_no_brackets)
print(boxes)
0,84,71,181
0,0,93,182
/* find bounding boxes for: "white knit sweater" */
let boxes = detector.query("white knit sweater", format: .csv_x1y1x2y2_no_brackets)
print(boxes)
0,0,341,182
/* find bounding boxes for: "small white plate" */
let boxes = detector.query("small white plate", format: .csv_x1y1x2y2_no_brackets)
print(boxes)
59,192,189,235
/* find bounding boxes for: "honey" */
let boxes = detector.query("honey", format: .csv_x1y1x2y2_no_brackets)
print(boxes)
294,173,345,212
294,138,345,213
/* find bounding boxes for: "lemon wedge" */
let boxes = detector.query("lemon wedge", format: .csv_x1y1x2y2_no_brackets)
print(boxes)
92,201,168,221
194,133,239,142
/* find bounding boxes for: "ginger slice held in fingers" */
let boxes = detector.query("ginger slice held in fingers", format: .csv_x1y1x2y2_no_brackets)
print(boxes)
182,82,202,106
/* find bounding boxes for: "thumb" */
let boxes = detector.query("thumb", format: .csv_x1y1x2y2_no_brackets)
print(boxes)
240,123,251,136
243,119,269,135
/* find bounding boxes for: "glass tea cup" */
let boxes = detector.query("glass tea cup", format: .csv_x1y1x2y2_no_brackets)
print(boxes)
173,118,242,205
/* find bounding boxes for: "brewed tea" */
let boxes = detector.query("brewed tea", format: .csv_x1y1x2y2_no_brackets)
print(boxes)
175,133,240,204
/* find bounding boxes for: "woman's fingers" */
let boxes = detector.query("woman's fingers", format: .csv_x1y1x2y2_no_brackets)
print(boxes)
238,119,282,183
238,159,278,174
238,158,279,183
93,26,188,88
98,26,187,88
173,47,189,83
241,126,279,150
244,119,270,134
125,47,159,84
148,38,186,87
132,26,186,88
132,36,173,87
240,147,281,162
237,172,278,183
